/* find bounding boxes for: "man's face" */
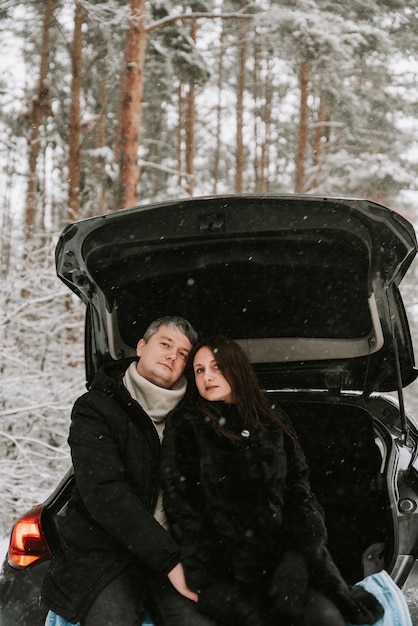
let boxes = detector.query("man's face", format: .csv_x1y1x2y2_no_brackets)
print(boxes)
136,325,192,389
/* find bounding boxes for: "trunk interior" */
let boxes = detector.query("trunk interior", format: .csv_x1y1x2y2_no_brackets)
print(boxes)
268,395,394,584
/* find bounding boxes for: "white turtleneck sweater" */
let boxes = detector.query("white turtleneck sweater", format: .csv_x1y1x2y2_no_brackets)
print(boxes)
123,361,187,529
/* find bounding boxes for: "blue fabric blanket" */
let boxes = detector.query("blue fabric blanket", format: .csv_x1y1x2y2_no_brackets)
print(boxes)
45,612,79,626
346,570,412,626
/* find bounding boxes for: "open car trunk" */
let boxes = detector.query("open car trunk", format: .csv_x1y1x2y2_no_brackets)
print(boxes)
55,194,418,590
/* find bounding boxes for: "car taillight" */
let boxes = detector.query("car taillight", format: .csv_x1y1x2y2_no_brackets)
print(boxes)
7,504,52,569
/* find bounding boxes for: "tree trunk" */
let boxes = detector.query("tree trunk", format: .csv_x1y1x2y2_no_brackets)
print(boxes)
67,2,85,223
0,151,14,277
185,18,197,197
235,16,246,193
117,0,147,210
252,40,261,191
185,83,195,196
294,59,310,194
310,94,329,191
177,83,184,189
260,58,272,192
24,0,54,240
212,24,225,194
97,77,109,215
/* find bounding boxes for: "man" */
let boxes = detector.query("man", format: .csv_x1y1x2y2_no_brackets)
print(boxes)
42,316,215,626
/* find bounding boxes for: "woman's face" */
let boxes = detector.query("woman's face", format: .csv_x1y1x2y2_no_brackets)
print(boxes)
193,346,233,403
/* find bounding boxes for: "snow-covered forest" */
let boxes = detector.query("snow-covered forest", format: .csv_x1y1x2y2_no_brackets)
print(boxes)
1,0,418,537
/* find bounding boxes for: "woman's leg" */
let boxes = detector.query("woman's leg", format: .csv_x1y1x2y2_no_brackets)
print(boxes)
304,588,346,626
149,578,217,626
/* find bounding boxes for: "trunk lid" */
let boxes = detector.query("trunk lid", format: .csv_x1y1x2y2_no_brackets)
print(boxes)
56,194,417,392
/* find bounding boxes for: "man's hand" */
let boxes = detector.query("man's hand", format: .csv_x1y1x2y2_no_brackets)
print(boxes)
167,563,198,602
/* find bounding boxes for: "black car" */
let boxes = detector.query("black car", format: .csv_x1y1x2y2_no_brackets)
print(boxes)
1,194,418,624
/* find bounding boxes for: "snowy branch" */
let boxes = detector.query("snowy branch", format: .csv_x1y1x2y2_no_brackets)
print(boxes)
147,7,256,33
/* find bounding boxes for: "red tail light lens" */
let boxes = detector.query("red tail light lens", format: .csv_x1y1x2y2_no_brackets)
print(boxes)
7,504,52,569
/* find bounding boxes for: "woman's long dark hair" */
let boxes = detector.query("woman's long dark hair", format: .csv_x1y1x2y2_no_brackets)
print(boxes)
187,335,294,442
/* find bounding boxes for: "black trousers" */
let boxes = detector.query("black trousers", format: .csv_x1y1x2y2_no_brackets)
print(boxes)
81,568,216,626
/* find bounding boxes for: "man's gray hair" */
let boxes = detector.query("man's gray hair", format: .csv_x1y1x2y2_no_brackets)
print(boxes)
143,316,198,346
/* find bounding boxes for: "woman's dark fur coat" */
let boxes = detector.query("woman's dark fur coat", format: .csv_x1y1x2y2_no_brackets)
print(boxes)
162,401,383,626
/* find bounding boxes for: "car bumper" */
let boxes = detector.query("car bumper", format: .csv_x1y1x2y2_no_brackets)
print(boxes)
0,560,49,626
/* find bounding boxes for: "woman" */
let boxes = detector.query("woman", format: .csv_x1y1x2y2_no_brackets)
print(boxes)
161,336,384,626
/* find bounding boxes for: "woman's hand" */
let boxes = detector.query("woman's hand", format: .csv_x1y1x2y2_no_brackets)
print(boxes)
168,563,199,602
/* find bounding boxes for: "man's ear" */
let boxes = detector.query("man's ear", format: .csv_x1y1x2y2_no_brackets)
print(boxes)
136,338,146,357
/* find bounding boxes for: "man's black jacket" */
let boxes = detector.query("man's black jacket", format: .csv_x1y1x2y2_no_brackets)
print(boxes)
42,358,180,623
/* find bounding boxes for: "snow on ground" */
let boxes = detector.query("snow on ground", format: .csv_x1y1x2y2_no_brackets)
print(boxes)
0,536,9,562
